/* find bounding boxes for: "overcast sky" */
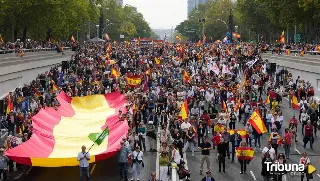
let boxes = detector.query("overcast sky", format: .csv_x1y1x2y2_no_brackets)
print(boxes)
123,0,187,29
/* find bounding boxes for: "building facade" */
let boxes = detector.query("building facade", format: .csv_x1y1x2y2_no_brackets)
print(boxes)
187,0,209,15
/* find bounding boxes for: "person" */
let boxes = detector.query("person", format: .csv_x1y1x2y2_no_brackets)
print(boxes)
0,148,8,181
303,120,314,149
300,152,313,181
118,140,130,181
238,141,249,174
137,123,146,152
183,126,195,156
170,144,181,165
230,131,242,163
159,151,170,181
269,128,281,156
148,172,160,181
146,124,157,151
129,131,139,151
262,143,276,161
77,145,90,181
131,146,144,181
217,137,226,173
201,170,215,181
273,153,287,181
265,110,273,134
198,136,212,175
261,152,272,181
222,129,231,159
197,121,206,146
283,128,292,159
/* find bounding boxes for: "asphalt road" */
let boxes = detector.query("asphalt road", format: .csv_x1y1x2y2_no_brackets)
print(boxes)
0,50,74,67
185,92,320,181
262,52,320,66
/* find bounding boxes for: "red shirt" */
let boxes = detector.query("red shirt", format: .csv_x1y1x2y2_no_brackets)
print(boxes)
200,113,210,124
289,118,298,126
269,91,277,99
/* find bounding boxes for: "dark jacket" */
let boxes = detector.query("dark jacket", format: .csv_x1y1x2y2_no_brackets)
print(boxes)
217,142,227,157
230,133,242,147
261,157,272,176
201,177,215,181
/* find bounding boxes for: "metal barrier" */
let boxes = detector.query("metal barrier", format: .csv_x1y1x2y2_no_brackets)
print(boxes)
0,47,71,54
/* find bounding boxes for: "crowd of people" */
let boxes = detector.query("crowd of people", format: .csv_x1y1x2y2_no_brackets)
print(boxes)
0,40,319,181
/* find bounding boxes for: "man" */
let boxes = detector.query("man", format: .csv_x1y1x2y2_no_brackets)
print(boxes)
0,148,8,181
198,136,212,175
230,131,242,163
77,145,90,181
148,172,160,181
180,119,192,144
222,129,230,159
201,170,215,181
303,120,314,149
262,143,276,161
118,140,130,181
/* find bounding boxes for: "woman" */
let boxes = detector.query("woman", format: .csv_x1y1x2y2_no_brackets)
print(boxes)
283,128,292,159
300,152,313,181
183,126,195,156
269,128,281,156
137,123,146,152
261,152,273,181
245,122,253,147
217,137,226,173
159,151,170,181
277,111,284,137
131,146,144,181
129,132,139,151
159,142,169,153
300,109,309,135
238,141,250,174
170,144,181,166
266,110,273,134
273,153,287,181
288,122,297,151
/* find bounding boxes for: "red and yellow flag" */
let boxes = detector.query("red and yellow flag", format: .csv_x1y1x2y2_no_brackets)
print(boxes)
196,40,202,47
248,109,267,134
292,95,299,110
145,68,151,75
280,31,285,43
0,34,3,44
111,68,120,79
180,100,188,120
127,75,142,88
175,35,182,41
5,91,128,167
265,95,270,104
236,147,254,160
52,80,58,92
71,35,75,43
6,94,13,114
183,70,190,83
317,45,320,53
105,33,110,41
227,129,248,138
222,100,227,111
138,37,141,46
154,57,160,65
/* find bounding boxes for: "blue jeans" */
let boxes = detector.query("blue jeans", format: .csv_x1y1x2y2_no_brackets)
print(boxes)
243,113,250,126
118,162,128,179
80,167,90,181
284,144,291,158
266,122,272,133
231,145,237,161
254,135,261,148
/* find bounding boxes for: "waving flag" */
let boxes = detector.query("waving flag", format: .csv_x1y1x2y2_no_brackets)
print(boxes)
155,57,160,65
280,31,285,43
183,70,190,83
6,94,13,114
5,91,128,167
145,68,151,75
52,80,59,92
265,95,270,104
236,147,254,160
71,35,75,42
222,100,227,111
127,75,142,87
180,100,188,120
105,33,110,41
292,95,299,110
0,34,3,43
228,129,248,138
248,109,267,134
111,68,120,79
175,35,182,41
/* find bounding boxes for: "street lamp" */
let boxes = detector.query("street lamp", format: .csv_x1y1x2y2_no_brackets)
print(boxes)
96,25,99,39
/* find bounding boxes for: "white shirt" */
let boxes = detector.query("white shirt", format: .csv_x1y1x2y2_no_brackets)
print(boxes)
77,152,90,167
181,122,191,131
132,150,143,161
262,147,276,160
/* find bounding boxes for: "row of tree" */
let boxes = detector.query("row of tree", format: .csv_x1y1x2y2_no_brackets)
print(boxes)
176,0,320,43
0,0,157,43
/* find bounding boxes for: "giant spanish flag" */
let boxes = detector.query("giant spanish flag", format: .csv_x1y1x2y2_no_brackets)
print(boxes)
180,100,188,120
236,147,254,160
5,91,128,167
292,95,299,110
127,75,142,88
248,109,267,134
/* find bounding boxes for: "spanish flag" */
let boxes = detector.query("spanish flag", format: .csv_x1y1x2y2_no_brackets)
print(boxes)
226,47,230,55
5,91,128,167
6,94,13,114
52,80,59,92
317,45,320,53
138,37,141,46
265,95,270,104
145,68,151,75
127,75,142,88
71,35,75,42
180,100,188,120
155,57,160,65
107,44,111,51
176,35,181,41
222,100,227,111
0,34,3,44
227,129,248,138
236,147,254,160
196,40,202,47
105,33,110,41
292,95,299,110
111,68,120,79
183,70,190,83
280,31,285,43
248,109,267,134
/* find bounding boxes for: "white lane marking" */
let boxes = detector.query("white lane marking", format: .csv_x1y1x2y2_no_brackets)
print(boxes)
1,131,8,139
156,126,160,180
250,171,257,181
295,149,301,155
317,174,320,178
14,172,24,179
284,97,289,101
25,166,33,174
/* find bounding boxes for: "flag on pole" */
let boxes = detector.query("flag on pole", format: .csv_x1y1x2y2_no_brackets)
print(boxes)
183,70,190,83
111,68,120,79
292,95,299,110
88,127,109,146
105,33,110,41
248,109,267,134
138,37,141,46
280,31,285,43
175,35,182,41
154,57,160,65
6,94,13,114
0,34,3,44
71,35,75,42
180,100,188,120
52,80,59,92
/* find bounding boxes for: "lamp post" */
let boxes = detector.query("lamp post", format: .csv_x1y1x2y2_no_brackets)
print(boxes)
235,25,238,42
229,9,234,43
96,25,99,39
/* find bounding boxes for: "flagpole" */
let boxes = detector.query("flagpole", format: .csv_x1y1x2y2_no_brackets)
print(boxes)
85,127,108,156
